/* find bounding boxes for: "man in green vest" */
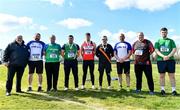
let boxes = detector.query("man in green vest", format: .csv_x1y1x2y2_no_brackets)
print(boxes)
61,35,80,91
155,27,177,96
44,35,61,92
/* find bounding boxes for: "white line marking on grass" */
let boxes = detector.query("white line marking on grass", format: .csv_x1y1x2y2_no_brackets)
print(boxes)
30,92,106,110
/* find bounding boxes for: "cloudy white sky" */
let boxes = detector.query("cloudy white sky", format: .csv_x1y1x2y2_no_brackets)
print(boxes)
0,0,180,49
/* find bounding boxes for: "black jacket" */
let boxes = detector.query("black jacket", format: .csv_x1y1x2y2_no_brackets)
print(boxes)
3,41,29,67
96,44,114,63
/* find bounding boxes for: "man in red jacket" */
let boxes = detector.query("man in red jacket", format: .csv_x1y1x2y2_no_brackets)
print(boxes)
81,33,96,89
132,32,154,95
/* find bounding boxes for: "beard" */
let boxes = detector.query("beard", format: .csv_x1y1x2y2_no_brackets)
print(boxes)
35,38,40,41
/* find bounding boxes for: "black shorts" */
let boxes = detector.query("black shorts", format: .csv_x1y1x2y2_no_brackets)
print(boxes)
117,61,130,74
28,61,43,74
157,60,176,73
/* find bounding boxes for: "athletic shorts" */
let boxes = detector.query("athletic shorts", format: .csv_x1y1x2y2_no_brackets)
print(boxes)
116,61,130,74
157,60,176,73
28,61,43,74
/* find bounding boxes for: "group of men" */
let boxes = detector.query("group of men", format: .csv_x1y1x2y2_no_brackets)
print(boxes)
3,27,177,96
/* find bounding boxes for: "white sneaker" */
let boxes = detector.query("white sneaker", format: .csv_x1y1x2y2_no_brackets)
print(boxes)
81,85,85,89
107,86,111,90
92,85,95,89
75,87,79,91
64,87,68,91
6,92,11,96
99,86,102,90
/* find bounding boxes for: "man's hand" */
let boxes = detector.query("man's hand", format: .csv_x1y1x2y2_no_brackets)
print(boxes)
4,63,9,67
118,58,124,63
163,56,169,61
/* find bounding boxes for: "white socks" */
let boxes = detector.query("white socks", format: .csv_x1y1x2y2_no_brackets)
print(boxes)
161,86,165,91
172,87,176,92
161,86,176,92
38,84,42,87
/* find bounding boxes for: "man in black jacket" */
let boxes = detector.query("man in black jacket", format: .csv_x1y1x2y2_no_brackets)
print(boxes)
96,36,114,90
3,35,29,96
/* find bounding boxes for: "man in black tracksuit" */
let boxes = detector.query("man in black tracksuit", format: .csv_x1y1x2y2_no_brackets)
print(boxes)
3,35,29,96
96,36,114,90
61,35,80,91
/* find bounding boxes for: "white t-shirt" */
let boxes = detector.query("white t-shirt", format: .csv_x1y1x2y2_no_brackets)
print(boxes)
27,40,45,61
114,42,132,62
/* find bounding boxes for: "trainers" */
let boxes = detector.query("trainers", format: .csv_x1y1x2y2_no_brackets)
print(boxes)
27,87,32,92
6,92,11,96
16,90,24,93
92,85,95,89
37,86,43,92
135,89,141,94
64,87,68,91
107,86,111,90
46,89,51,93
81,85,85,90
52,89,58,92
161,90,166,95
172,91,177,96
75,87,79,91
149,91,154,95
99,86,102,90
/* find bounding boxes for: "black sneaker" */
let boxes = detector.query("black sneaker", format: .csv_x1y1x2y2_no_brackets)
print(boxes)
135,89,141,94
52,88,58,92
161,90,166,95
16,90,24,93
27,87,32,92
37,86,43,92
149,91,154,95
46,89,51,93
172,91,178,96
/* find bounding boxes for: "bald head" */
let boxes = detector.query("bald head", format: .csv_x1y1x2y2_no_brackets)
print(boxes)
137,32,144,42
16,35,23,44
50,35,56,43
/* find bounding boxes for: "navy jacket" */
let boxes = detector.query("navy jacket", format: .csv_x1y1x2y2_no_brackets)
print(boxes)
3,41,29,67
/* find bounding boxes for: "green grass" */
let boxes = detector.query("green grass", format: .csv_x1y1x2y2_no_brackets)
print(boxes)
0,64,180,110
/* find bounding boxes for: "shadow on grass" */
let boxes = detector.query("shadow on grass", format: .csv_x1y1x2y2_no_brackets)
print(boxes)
9,89,146,105
8,88,180,107
48,89,147,100
48,88,180,100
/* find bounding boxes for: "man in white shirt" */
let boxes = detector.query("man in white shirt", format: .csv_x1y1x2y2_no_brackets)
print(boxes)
27,33,45,92
114,33,132,91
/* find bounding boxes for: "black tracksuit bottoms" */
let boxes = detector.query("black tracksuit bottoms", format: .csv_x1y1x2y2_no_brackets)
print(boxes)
134,64,154,92
64,60,78,88
45,62,60,90
6,66,25,93
82,60,95,85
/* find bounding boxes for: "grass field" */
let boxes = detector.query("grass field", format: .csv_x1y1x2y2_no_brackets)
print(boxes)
0,64,180,110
